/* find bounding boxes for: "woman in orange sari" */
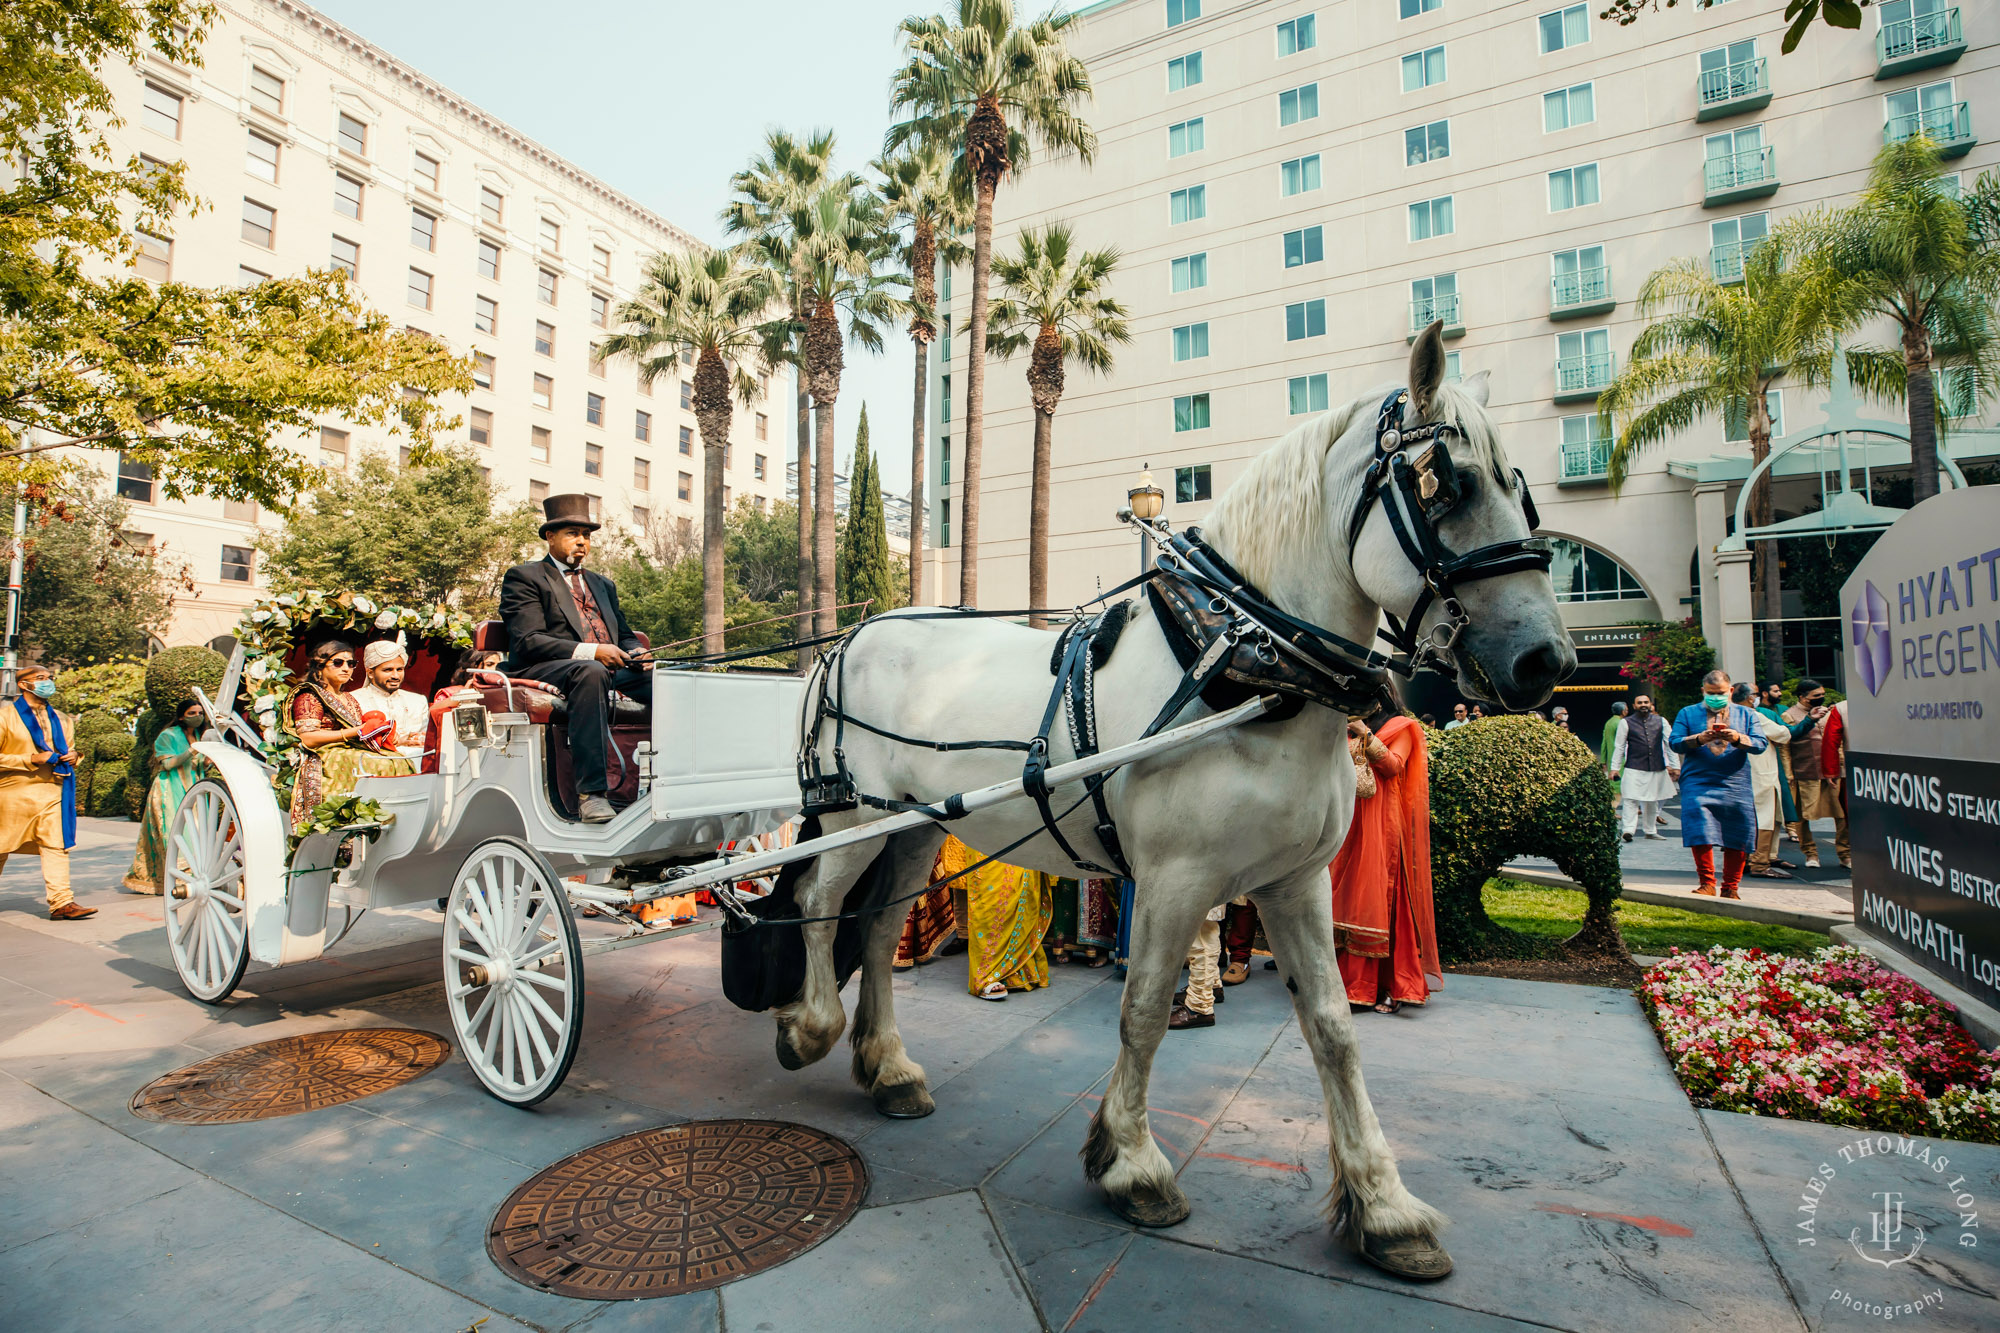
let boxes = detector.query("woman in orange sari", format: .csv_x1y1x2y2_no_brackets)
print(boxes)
1328,707,1442,1013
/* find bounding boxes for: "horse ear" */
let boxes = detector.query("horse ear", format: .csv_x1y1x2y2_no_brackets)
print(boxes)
1408,320,1446,417
1463,369,1492,407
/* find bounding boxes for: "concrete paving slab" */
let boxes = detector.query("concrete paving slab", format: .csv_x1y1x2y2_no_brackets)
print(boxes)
0,1072,191,1253
564,1289,721,1333
0,992,221,1059
988,1197,1134,1329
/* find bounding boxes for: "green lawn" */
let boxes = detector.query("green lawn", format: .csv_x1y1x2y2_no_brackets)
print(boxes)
1482,878,1830,958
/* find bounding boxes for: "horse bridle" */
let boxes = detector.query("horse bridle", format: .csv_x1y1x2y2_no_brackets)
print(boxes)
1345,388,1553,678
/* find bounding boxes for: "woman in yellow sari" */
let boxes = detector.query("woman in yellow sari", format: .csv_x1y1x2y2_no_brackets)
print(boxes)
932,835,1053,1001
281,639,415,832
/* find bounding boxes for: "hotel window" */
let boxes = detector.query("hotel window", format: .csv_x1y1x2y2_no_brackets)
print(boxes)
1167,0,1200,25
1280,154,1322,196
539,217,561,253
470,407,492,446
475,294,498,334
220,545,254,583
1401,45,1445,92
473,352,495,389
584,442,603,476
412,151,440,193
331,235,359,278
246,130,280,182
1549,538,1644,603
1723,390,1784,442
1542,82,1595,132
241,198,275,247
116,454,155,503
1884,80,1960,145
755,412,769,440
406,268,433,309
531,426,551,463
1284,299,1327,341
586,392,604,426
1410,273,1457,326
590,291,609,327
142,83,183,138
593,245,612,280
1400,0,1441,15
680,381,694,410
1173,393,1212,432
1405,119,1449,166
336,112,368,158
1551,245,1608,305
468,241,498,286
1278,83,1319,126
1539,4,1589,53
1283,225,1324,268
1169,185,1207,224
1408,195,1454,241
237,264,269,287
939,499,950,548
942,374,952,420
248,66,284,115
480,186,504,226
1174,464,1212,502
1710,212,1769,281
529,480,549,504
1548,162,1600,211
1445,351,1462,380
133,231,172,281
1277,14,1317,53
754,453,768,480
535,320,556,356
334,172,363,219
634,457,651,489
1288,373,1330,415
1168,117,1205,157
1167,52,1204,91
1170,252,1208,292
677,471,692,501
636,410,652,442
637,370,653,396
538,267,559,305
1172,321,1210,362
224,499,258,523
678,425,693,455
724,444,734,469
631,505,650,529
410,207,437,251
532,373,553,409
319,427,349,469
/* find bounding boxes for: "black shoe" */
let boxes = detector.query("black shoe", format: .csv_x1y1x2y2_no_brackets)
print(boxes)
1622,833,1633,843
1173,986,1222,1008
1168,1004,1215,1030
1263,958,1278,971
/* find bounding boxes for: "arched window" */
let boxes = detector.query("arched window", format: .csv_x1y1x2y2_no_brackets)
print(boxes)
1549,537,1646,603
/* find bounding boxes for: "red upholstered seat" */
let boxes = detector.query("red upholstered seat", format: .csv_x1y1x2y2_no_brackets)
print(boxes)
471,621,651,653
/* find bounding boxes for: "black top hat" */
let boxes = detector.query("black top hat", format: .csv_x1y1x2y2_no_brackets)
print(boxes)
539,493,600,538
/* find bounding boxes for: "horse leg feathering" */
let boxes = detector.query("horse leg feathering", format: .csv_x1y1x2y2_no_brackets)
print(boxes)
770,839,876,1071
849,828,944,1119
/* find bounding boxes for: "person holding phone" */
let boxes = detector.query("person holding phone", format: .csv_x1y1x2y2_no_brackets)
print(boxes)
279,638,414,832
1668,669,1767,899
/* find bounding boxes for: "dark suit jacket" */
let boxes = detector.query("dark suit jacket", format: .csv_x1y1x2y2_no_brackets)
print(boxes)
498,557,643,669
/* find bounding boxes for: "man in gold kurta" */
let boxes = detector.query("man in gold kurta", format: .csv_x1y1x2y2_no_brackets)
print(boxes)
0,666,95,920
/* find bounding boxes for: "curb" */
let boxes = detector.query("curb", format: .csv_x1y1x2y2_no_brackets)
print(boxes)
1501,866,1848,935
1830,925,2000,1053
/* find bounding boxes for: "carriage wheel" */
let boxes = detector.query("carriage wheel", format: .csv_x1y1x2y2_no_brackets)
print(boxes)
162,779,250,1004
443,838,584,1108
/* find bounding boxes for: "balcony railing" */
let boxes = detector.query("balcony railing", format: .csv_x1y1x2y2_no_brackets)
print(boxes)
1408,292,1464,338
1696,58,1771,121
1559,435,1613,484
1550,266,1615,318
1709,239,1766,284
1877,8,1965,79
1703,146,1779,205
1884,101,1976,159
1554,352,1616,402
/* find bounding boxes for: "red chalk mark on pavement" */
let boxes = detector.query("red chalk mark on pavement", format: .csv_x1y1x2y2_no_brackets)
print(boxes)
1536,1202,1693,1237
1061,1251,1123,1332
1198,1150,1307,1174
55,999,125,1024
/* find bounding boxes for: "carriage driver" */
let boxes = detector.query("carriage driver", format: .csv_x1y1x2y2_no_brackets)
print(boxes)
499,494,652,823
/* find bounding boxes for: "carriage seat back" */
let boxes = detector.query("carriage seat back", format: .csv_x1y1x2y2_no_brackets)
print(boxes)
471,621,654,655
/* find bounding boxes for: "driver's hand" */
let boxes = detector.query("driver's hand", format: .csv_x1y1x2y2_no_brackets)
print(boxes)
594,644,631,669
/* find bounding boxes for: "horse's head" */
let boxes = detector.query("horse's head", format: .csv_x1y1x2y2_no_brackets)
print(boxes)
1343,325,1576,710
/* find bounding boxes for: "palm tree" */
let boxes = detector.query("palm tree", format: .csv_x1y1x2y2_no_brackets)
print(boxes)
887,0,1097,608
598,248,775,656
875,142,969,607
1791,137,2000,503
987,223,1129,628
1596,235,1843,684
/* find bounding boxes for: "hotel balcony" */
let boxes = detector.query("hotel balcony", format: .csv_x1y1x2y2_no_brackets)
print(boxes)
1407,292,1465,341
1558,434,1614,486
1710,239,1765,284
1550,266,1615,320
1696,58,1771,121
1884,101,1976,160
1554,352,1617,403
1876,8,1965,80
1703,146,1779,206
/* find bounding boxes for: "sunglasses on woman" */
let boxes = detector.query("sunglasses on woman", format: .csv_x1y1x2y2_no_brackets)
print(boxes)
328,657,354,667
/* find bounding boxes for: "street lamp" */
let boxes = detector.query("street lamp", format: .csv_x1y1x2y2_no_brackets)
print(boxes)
1124,465,1167,575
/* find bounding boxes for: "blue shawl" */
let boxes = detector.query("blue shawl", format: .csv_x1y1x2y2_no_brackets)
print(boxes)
15,697,76,850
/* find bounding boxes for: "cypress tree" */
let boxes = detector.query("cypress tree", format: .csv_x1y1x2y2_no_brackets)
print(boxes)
837,405,896,625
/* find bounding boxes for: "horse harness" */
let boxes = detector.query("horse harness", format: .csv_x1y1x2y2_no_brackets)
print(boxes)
796,386,1552,878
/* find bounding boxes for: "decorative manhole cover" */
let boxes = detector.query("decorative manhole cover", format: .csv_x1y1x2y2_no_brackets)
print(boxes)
130,1028,451,1123
488,1119,869,1300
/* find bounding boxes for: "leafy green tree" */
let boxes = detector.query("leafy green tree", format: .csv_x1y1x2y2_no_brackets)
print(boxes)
1,2,470,505
19,491,174,667
598,248,775,655
599,501,801,662
726,499,803,606
52,659,147,719
257,450,536,614
988,224,1131,627
837,409,899,626
888,0,1097,608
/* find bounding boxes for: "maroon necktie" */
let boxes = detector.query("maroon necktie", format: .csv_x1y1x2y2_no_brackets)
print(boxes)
565,568,613,645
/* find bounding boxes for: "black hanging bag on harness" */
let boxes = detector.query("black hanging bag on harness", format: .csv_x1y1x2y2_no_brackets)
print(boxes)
720,818,905,1013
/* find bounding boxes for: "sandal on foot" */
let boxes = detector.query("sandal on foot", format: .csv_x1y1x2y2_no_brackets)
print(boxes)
977,982,1008,1002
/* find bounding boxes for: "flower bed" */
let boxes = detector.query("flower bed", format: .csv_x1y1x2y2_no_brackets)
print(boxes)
1639,946,2000,1144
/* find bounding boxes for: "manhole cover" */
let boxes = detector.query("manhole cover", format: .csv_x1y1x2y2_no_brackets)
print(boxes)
130,1028,451,1123
489,1119,869,1300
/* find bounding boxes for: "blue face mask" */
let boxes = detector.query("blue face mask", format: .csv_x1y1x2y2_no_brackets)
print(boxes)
1702,693,1729,712
27,679,56,699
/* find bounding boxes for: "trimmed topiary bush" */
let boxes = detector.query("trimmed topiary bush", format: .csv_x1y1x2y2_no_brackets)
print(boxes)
126,706,164,821
53,659,147,720
1428,715,1623,962
73,709,126,741
144,645,227,720
78,730,134,818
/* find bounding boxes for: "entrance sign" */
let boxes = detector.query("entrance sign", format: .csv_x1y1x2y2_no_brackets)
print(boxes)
1841,487,2000,1010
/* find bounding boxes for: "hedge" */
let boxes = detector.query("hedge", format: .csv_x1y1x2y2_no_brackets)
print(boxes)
1427,715,1624,962
125,707,164,821
53,660,147,720
74,729,135,819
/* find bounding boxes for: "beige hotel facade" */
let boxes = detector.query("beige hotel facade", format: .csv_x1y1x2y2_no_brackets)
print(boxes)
92,0,794,645
925,0,1997,716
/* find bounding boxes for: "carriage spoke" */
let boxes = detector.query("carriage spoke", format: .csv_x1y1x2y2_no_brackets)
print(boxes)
509,992,540,1080
497,997,517,1086
476,989,503,1061
447,947,489,968
513,896,551,954
172,901,201,949
513,991,555,1069
212,902,243,951
518,968,568,993
453,907,499,958
515,939,560,969
518,979,566,1032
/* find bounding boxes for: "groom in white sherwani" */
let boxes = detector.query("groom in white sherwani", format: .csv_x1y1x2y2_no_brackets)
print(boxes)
348,638,428,762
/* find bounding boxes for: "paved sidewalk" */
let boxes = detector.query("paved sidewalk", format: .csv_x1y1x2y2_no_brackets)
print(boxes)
3,820,1996,1332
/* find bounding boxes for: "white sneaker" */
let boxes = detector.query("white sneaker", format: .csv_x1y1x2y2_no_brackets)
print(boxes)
1644,832,1667,840
1805,853,1820,869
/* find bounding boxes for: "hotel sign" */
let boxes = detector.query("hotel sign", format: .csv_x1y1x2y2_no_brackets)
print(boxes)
1568,626,1641,649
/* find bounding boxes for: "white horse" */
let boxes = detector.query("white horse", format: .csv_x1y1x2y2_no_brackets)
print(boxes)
771,329,1574,1281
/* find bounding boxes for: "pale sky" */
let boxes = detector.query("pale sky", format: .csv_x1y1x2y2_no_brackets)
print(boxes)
312,0,932,491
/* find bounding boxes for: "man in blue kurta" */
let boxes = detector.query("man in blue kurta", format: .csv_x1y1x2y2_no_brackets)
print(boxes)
1668,668,1766,900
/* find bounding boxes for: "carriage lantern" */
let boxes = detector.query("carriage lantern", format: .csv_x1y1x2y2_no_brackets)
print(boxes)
453,702,492,749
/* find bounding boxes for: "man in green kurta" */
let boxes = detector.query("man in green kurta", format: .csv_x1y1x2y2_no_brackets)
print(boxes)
1600,701,1626,775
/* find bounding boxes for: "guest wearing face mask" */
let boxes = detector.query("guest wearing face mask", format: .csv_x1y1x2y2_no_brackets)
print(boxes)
0,666,93,920
1609,694,1677,843
1735,680,1813,880
1782,679,1845,869
1668,669,1767,900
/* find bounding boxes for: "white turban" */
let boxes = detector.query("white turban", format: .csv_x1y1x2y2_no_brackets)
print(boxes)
363,635,407,672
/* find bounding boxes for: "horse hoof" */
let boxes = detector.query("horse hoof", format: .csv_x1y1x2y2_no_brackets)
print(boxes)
1105,1180,1190,1229
774,1031,808,1071
1356,1229,1454,1282
872,1082,935,1119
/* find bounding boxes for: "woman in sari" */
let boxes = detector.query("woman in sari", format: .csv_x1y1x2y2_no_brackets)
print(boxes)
932,835,1053,1001
1045,877,1117,966
282,638,415,832
124,698,207,894
1328,705,1442,1013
